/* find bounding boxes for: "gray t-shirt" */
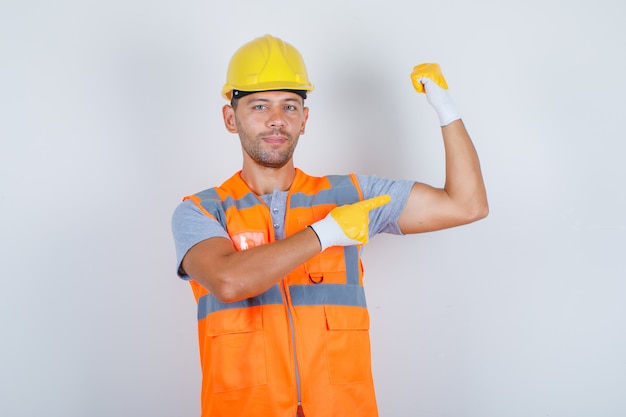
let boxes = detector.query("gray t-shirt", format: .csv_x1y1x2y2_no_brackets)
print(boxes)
171,174,414,279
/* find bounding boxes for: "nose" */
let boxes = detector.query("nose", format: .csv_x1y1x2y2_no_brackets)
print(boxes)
266,107,285,128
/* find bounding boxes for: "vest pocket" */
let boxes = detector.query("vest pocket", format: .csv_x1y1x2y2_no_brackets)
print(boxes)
324,305,372,384
205,306,267,392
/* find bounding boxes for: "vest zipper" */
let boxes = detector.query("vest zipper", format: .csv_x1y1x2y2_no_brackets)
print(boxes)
281,279,302,409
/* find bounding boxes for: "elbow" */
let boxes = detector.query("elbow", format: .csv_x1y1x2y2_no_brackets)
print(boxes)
467,198,489,223
211,289,235,304
475,205,489,222
211,279,245,303
454,194,488,225
195,272,245,303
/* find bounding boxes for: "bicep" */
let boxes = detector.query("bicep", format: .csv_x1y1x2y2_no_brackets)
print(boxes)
357,175,414,236
397,182,468,234
172,199,230,277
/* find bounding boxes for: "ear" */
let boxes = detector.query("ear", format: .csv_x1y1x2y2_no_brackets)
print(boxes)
300,106,310,135
222,105,238,133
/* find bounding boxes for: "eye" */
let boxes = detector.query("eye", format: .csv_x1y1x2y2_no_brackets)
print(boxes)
285,104,297,111
254,104,267,110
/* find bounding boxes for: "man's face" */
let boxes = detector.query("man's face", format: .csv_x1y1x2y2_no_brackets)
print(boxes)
223,91,309,169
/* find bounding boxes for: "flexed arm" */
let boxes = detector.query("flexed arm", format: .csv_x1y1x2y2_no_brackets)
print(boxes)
399,64,488,234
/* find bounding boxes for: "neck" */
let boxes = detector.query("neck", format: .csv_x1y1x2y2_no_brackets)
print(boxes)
240,162,296,195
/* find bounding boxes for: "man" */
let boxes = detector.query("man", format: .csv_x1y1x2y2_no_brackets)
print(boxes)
171,34,488,417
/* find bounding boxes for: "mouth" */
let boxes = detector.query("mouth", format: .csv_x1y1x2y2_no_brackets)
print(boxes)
263,136,286,144
261,131,289,145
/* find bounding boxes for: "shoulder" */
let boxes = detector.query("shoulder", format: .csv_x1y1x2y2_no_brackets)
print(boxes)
171,199,217,228
171,199,230,248
356,174,414,203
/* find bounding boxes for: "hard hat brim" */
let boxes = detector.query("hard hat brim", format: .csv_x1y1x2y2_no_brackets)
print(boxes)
222,81,314,100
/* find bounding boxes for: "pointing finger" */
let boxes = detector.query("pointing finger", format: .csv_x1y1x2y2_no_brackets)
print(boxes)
359,195,391,212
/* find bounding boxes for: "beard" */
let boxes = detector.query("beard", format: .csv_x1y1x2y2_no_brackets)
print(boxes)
239,127,299,169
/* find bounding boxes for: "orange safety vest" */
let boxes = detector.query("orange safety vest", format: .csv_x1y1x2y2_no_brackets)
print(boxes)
184,169,378,417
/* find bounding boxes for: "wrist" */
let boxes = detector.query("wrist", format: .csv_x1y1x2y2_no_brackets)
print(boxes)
307,225,322,251
309,217,335,252
432,89,461,126
309,215,351,252
422,78,461,126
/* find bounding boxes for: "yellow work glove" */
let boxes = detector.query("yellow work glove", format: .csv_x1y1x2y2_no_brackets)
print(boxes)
309,195,391,251
411,63,461,127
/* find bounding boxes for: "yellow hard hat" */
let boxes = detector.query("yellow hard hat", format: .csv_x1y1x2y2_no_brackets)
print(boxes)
221,34,314,100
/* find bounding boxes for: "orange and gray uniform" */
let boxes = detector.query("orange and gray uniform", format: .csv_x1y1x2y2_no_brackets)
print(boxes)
173,169,413,417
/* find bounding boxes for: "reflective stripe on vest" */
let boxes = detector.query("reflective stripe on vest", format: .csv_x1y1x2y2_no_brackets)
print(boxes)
197,245,364,320
290,175,361,208
193,174,361,226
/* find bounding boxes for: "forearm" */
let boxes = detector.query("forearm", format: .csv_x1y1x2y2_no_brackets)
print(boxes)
184,195,390,302
185,227,321,302
397,119,488,234
442,119,489,219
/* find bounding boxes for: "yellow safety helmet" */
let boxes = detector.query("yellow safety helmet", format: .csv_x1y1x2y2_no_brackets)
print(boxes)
221,34,314,100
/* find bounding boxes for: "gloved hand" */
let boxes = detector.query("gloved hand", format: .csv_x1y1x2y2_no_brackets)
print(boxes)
309,195,391,251
411,63,461,127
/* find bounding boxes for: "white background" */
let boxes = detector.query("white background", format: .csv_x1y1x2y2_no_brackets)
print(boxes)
2,1,625,416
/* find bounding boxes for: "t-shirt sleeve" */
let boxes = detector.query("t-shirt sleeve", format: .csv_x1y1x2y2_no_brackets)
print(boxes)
356,174,415,236
171,199,230,279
